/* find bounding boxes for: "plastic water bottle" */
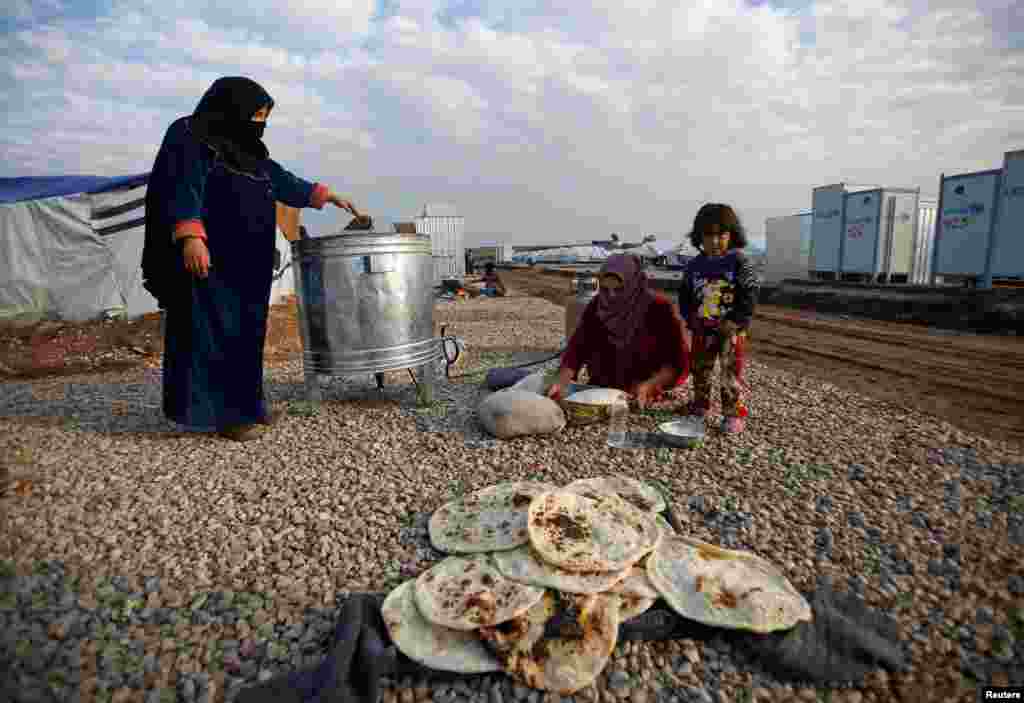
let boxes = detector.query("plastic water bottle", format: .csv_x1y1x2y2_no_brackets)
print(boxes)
607,397,630,449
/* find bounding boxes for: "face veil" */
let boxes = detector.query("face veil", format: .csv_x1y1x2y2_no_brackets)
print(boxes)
188,76,275,176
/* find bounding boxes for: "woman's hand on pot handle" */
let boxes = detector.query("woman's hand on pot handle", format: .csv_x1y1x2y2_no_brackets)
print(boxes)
183,237,211,279
327,192,361,217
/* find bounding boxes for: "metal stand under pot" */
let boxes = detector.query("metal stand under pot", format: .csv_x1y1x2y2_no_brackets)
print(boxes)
291,229,449,404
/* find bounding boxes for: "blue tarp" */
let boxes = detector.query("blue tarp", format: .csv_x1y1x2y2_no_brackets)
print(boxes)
0,173,150,205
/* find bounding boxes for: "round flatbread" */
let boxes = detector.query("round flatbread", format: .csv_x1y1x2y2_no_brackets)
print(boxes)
381,580,502,673
479,590,622,695
492,545,629,594
564,476,667,514
618,595,656,621
429,481,558,554
655,513,674,539
528,491,660,572
414,555,545,630
607,566,660,600
646,535,812,633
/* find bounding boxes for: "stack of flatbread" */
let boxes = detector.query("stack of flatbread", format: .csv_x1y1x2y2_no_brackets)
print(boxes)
381,477,812,694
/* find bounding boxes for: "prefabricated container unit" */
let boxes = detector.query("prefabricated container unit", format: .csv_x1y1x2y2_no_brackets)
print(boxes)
990,149,1024,280
471,241,510,265
810,184,849,278
762,212,812,284
839,188,921,281
930,167,1003,285
811,183,921,282
415,204,465,282
909,201,938,285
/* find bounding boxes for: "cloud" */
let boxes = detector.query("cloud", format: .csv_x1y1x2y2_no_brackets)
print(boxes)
1,0,1021,247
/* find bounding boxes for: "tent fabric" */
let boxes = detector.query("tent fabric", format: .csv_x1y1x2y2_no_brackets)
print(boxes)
0,174,150,205
0,172,294,322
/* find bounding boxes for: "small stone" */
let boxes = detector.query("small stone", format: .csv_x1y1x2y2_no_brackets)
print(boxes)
814,528,833,555
847,511,865,529
687,496,705,513
608,671,631,691
847,464,866,481
911,511,929,529
816,496,832,513
864,527,882,544
179,676,197,703
848,575,865,595
1009,575,1024,595
927,559,945,577
683,689,711,703
895,496,912,512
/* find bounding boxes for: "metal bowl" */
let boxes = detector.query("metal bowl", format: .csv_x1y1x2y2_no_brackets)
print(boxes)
559,385,623,427
657,418,706,449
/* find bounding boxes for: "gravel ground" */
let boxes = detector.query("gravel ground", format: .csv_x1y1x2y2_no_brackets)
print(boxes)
1,294,1023,703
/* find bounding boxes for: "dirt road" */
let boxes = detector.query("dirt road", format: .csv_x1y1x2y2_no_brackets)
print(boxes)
500,269,1024,446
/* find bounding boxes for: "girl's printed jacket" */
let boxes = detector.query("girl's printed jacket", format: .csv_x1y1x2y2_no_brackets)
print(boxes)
678,250,760,335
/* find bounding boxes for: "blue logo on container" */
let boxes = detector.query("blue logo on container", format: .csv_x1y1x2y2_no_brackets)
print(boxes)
943,202,985,216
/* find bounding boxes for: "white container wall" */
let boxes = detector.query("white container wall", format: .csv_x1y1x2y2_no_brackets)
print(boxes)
911,202,937,284
422,203,459,217
991,150,1024,279
878,190,921,281
932,170,1001,279
763,212,812,283
415,209,465,282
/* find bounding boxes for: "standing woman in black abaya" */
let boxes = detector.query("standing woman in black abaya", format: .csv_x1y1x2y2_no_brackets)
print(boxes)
143,76,361,441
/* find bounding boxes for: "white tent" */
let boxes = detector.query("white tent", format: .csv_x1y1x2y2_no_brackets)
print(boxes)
532,245,610,263
0,174,295,323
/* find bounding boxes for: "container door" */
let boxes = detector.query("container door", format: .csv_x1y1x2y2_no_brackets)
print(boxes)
991,151,1024,278
885,192,919,278
841,190,883,274
811,186,845,272
935,171,1001,277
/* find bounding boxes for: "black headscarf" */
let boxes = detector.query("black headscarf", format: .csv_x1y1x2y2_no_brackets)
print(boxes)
141,77,275,309
188,76,275,176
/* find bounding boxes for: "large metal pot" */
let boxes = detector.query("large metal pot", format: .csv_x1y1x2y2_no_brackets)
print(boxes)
291,230,442,402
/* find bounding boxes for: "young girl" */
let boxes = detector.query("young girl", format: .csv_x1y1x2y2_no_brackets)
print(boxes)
677,203,760,433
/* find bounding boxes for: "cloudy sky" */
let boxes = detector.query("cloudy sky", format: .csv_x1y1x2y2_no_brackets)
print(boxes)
2,0,1021,249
